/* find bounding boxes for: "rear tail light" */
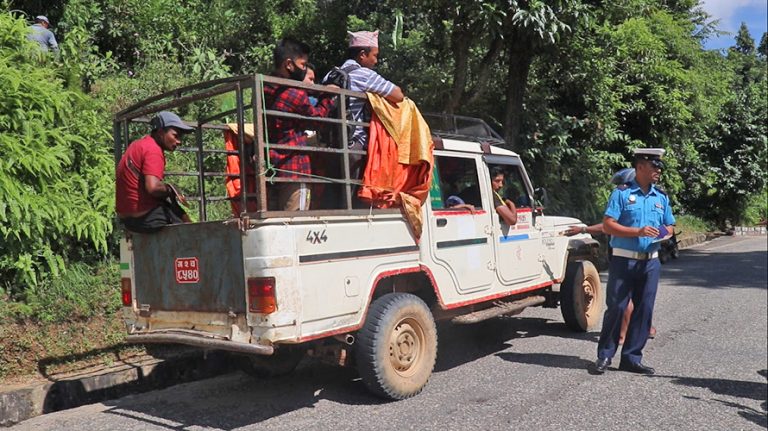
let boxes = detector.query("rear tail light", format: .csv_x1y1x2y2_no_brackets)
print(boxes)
248,277,277,314
121,278,133,306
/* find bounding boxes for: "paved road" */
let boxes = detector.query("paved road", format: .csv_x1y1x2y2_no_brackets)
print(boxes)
12,236,767,431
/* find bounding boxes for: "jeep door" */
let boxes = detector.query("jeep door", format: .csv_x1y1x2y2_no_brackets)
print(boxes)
485,158,543,284
427,154,495,293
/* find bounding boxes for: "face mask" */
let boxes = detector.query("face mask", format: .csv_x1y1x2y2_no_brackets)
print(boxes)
288,59,307,81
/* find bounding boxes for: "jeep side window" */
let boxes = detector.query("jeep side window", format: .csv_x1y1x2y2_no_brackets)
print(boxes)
485,164,530,208
505,167,532,208
432,156,481,210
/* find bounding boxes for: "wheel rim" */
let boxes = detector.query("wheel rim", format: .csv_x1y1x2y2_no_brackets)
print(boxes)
388,317,425,377
581,274,599,321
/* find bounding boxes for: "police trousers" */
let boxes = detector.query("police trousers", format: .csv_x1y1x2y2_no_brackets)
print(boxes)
597,256,661,364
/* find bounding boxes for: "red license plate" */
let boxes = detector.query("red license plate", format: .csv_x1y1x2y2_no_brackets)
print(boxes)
175,257,200,284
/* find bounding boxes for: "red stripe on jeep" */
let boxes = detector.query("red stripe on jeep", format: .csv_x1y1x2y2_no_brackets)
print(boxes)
432,210,487,216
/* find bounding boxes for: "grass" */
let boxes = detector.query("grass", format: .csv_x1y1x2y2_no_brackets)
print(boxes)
1,260,120,323
674,214,714,235
0,259,137,384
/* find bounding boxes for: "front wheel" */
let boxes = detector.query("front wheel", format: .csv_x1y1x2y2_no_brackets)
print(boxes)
560,260,603,332
355,293,437,400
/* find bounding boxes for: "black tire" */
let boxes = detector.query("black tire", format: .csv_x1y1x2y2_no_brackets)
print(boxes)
240,346,304,378
560,260,603,332
670,244,680,259
355,293,437,400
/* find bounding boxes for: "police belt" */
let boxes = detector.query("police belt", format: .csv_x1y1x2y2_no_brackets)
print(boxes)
613,248,659,260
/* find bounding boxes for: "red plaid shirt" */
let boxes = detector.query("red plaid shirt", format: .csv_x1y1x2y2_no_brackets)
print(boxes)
264,84,336,179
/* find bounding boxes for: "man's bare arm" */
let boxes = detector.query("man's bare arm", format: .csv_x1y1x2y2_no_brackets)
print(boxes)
496,204,517,226
385,86,404,104
144,175,171,199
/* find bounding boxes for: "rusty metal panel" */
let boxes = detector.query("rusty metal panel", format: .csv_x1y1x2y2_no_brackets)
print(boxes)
132,222,245,313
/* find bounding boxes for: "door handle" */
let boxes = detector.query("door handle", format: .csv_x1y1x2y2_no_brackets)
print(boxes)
436,218,447,227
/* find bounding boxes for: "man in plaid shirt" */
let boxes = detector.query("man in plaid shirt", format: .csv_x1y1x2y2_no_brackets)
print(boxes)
266,38,338,211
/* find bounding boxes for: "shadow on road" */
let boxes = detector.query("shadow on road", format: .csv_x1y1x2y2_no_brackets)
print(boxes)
651,369,768,429
495,352,594,370
91,316,599,429
661,247,767,291
101,363,380,430
435,316,599,372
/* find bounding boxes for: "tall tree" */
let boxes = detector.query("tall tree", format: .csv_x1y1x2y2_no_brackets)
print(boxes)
501,1,585,148
734,22,755,54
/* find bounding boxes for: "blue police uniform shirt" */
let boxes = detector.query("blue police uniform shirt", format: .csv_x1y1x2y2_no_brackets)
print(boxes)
605,181,675,253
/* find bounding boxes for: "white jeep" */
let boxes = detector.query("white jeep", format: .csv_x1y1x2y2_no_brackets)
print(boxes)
117,75,602,399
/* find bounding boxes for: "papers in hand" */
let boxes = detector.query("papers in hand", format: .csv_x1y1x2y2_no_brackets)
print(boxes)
652,225,670,243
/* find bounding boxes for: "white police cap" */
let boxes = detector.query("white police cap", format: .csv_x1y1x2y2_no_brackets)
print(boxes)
633,148,665,159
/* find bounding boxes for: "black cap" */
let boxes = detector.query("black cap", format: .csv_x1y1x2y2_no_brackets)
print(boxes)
150,111,194,133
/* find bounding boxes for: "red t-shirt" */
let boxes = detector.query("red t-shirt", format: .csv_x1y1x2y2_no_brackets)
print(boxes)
115,135,166,216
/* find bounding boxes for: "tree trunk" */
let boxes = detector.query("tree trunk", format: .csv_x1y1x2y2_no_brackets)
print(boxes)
463,34,504,107
503,33,535,151
446,30,471,114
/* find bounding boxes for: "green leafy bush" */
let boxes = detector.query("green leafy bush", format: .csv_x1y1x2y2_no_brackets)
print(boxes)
0,12,113,289
674,214,714,234
742,190,768,226
0,261,120,323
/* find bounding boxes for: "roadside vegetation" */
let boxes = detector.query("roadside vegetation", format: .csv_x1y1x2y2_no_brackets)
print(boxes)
0,0,766,382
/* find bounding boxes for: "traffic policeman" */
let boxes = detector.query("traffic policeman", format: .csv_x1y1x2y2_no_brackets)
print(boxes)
593,148,675,375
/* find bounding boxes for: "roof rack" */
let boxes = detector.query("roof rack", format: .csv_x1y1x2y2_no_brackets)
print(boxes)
422,113,505,144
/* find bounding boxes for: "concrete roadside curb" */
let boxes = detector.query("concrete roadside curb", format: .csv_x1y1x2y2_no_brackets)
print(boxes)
0,349,240,427
677,232,710,249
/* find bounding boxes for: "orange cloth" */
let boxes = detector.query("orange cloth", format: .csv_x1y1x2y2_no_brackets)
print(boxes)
224,126,258,215
366,94,434,166
358,95,434,239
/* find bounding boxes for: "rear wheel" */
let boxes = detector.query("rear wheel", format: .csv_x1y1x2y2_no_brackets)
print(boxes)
560,260,602,332
240,346,304,378
355,293,437,400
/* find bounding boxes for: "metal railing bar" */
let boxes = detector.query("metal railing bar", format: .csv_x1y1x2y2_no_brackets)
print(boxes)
116,75,253,118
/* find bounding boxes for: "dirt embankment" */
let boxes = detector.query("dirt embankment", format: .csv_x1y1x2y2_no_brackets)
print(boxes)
0,314,144,387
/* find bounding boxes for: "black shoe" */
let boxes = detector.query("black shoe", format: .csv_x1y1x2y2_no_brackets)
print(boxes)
619,360,655,375
592,358,611,374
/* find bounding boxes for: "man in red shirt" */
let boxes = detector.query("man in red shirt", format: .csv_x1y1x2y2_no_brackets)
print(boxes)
265,38,338,211
116,111,194,233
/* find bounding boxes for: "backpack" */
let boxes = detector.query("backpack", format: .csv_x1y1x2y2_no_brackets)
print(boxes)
322,63,366,145
322,62,359,90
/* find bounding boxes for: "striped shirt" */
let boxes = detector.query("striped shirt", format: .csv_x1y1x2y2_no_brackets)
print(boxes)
337,59,396,148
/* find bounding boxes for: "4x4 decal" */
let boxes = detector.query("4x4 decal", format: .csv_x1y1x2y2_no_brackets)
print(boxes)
306,229,328,244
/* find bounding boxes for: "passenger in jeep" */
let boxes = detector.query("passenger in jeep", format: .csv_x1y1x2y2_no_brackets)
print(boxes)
323,30,405,192
116,111,194,233
326,30,404,151
490,167,517,226
265,38,338,211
